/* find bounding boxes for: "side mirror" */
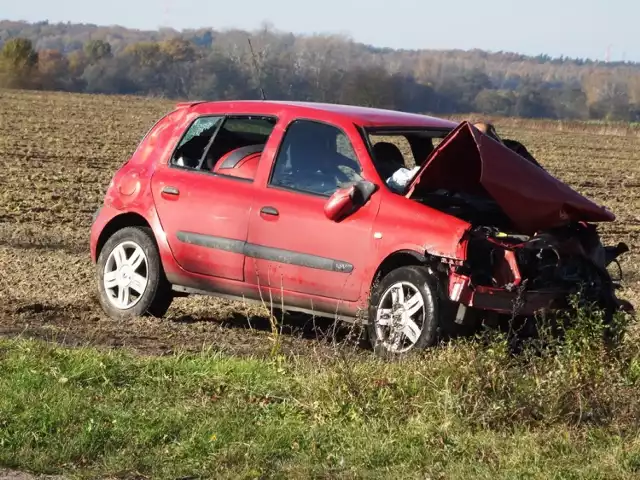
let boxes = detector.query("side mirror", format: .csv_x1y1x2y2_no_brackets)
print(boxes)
324,180,377,222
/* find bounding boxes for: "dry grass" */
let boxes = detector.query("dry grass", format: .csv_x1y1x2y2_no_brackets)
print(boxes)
2,317,640,479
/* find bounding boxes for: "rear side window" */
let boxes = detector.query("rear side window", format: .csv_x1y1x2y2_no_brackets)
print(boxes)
171,116,223,169
204,117,276,171
170,115,277,180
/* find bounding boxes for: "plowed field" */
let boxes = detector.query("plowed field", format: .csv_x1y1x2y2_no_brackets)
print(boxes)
1,89,638,356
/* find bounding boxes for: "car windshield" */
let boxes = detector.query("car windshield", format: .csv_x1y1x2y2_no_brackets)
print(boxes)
362,127,452,192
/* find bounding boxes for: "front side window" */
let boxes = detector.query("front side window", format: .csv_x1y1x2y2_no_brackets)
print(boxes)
270,120,363,196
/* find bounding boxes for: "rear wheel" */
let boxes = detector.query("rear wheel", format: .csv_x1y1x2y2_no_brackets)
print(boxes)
367,266,439,356
96,226,173,320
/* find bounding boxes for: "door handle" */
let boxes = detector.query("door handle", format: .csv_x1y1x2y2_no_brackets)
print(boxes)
162,186,180,196
260,206,279,216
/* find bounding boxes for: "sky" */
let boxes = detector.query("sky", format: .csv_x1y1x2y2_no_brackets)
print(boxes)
2,0,639,62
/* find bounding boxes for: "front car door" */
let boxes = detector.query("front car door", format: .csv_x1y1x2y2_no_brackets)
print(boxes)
246,118,381,317
151,114,278,282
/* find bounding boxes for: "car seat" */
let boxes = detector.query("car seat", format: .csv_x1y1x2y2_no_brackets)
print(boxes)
372,142,406,179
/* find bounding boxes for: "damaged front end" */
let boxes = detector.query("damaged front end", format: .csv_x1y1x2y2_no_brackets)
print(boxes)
406,121,633,320
448,223,632,319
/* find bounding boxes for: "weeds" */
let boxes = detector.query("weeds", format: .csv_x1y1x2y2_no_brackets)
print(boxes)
1,303,638,478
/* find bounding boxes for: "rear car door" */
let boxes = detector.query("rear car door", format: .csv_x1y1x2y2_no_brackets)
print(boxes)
151,114,277,281
246,119,380,305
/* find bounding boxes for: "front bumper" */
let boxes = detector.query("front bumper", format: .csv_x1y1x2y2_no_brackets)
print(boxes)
448,272,635,316
448,272,565,316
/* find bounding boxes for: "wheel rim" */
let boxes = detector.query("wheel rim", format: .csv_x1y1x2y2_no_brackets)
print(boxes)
375,281,426,353
103,240,149,310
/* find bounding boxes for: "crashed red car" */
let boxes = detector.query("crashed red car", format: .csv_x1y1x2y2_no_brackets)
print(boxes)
89,100,633,354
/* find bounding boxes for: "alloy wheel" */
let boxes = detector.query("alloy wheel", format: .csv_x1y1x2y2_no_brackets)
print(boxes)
103,240,149,310
375,281,426,353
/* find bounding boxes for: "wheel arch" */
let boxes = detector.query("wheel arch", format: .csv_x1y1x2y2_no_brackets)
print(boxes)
96,212,153,260
371,249,432,288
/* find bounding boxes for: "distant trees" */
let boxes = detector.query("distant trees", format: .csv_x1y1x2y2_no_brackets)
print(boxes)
37,49,71,90
2,20,640,121
0,38,38,88
474,90,515,116
84,39,112,63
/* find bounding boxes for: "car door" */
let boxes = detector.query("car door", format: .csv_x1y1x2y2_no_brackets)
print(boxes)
245,119,380,306
151,114,277,281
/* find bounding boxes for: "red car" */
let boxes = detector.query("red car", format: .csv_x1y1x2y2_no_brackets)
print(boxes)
90,100,632,354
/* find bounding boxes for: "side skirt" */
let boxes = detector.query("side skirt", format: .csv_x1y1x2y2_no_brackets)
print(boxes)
171,285,363,323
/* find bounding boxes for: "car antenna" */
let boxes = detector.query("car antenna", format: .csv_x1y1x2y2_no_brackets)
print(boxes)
247,38,267,101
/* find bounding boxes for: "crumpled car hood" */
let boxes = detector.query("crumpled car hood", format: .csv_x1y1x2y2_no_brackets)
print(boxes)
405,121,615,234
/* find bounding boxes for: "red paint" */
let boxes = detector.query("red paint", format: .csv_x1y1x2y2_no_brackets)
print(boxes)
491,249,522,288
90,100,624,320
324,186,356,221
213,149,261,180
504,251,522,286
406,121,615,234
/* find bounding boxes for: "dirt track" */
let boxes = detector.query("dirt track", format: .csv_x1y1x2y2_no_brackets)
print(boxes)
0,469,63,480
1,89,638,357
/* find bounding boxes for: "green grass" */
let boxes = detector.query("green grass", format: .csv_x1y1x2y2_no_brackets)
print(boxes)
1,312,640,479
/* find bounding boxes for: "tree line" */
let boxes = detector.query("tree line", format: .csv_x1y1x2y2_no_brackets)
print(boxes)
2,20,640,121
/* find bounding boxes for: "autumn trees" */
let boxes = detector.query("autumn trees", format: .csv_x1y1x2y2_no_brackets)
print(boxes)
0,38,38,88
2,20,640,121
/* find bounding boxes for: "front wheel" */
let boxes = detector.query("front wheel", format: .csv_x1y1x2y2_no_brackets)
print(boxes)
367,266,440,356
96,226,173,320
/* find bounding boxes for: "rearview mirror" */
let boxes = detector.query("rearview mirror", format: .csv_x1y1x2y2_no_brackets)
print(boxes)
324,180,377,222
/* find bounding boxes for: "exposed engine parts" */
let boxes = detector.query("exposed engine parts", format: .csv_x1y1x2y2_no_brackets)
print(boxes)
457,223,630,312
413,180,632,318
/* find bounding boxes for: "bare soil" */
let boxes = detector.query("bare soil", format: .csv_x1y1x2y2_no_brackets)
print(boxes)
1,89,638,357
0,470,63,480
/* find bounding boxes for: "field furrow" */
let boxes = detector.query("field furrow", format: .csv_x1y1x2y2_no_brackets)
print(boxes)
0,88,638,355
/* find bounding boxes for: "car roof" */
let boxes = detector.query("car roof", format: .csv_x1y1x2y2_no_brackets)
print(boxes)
179,100,458,129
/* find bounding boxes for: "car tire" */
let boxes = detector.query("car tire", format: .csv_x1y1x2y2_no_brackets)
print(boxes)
367,265,439,356
96,226,173,320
